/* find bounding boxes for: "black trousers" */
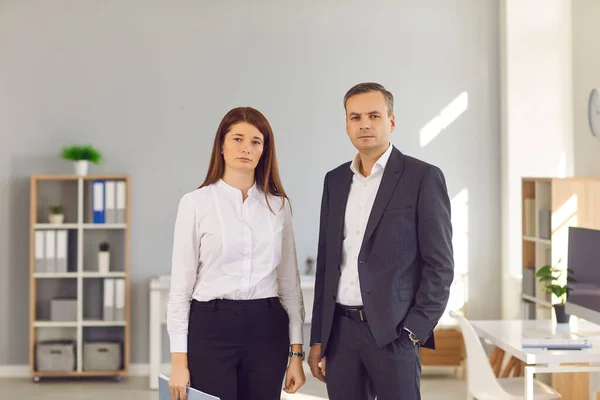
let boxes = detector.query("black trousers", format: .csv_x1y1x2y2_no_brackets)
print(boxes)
326,314,422,400
187,297,290,400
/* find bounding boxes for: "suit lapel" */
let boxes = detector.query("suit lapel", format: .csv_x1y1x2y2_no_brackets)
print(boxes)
331,166,353,258
362,147,405,244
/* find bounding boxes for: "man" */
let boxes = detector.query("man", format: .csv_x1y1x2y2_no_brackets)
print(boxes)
308,82,454,400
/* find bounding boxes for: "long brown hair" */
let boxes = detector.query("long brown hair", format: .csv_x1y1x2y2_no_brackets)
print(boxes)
199,107,289,213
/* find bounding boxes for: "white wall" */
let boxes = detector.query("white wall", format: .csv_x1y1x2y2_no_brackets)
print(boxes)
0,0,501,366
572,0,600,175
500,0,574,319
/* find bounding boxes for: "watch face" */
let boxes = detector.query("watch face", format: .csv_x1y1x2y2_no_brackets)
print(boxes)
589,88,600,137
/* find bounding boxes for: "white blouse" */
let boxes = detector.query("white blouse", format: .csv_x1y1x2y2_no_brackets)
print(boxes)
166,179,305,353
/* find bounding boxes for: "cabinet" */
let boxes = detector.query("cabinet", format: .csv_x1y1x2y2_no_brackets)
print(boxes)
29,175,130,381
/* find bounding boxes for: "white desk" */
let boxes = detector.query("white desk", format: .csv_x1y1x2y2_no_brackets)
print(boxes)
148,275,316,390
471,319,600,400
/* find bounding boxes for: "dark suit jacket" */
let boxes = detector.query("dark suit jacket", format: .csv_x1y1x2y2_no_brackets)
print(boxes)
310,146,454,355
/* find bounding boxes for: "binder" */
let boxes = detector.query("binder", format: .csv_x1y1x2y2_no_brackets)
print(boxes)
116,180,126,223
55,230,68,273
93,180,105,224
45,230,56,273
103,278,115,320
105,180,116,223
114,278,125,321
35,230,45,273
538,209,551,239
158,374,220,400
524,199,535,236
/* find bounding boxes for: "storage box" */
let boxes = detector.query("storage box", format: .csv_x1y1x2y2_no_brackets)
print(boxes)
36,340,76,372
83,342,122,371
50,298,77,321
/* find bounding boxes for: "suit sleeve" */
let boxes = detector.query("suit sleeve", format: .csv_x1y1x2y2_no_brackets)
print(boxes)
403,166,454,343
310,173,329,346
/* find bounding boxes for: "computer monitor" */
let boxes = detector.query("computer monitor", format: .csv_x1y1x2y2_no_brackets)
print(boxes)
565,226,600,324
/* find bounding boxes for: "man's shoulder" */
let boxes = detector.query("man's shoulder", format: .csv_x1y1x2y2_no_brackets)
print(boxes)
400,152,443,176
325,161,352,179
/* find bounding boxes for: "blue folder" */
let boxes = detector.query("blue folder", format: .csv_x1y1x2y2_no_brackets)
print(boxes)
158,374,220,400
92,180,105,223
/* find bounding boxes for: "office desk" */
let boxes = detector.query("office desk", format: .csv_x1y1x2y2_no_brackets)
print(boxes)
148,275,315,389
471,319,600,400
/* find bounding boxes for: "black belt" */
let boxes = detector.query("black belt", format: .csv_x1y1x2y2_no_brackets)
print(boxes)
335,303,367,322
191,297,280,310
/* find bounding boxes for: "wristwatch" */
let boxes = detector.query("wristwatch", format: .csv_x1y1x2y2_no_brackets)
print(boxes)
408,331,420,345
289,351,305,360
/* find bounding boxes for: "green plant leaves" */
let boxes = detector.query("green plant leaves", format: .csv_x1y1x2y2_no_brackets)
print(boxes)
60,145,102,164
536,263,567,303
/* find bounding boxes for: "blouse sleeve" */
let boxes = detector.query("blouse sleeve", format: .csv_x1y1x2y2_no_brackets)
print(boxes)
166,193,200,353
276,199,306,345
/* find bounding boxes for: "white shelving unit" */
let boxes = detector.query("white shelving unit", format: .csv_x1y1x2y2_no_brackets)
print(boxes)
519,176,600,398
29,174,130,381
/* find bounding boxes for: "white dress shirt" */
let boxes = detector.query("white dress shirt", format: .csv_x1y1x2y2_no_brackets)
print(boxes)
337,143,393,306
167,179,305,353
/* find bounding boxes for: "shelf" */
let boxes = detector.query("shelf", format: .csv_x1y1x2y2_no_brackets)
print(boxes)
33,223,128,230
34,223,79,229
83,224,127,230
33,320,127,327
82,320,127,327
32,370,126,377
82,272,127,278
33,272,126,279
522,236,552,245
521,294,553,309
33,321,78,328
32,175,81,181
34,273,77,279
32,174,128,181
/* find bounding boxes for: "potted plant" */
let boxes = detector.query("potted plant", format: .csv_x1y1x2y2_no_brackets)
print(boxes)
535,260,570,323
98,242,110,274
48,205,64,224
60,145,102,176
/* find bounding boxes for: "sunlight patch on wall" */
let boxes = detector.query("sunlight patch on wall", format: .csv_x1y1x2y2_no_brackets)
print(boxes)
419,91,469,148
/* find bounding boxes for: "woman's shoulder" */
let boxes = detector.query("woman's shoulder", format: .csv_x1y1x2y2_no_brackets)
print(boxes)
178,185,214,209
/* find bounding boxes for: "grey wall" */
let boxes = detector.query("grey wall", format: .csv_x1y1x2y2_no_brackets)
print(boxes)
0,0,500,366
572,0,600,176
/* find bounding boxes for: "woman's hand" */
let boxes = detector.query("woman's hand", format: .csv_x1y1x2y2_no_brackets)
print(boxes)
169,353,190,400
283,355,306,394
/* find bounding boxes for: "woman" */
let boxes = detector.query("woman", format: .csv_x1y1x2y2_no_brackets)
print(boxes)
166,107,306,400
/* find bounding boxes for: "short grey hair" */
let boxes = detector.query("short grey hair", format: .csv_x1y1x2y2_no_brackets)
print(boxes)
343,82,394,116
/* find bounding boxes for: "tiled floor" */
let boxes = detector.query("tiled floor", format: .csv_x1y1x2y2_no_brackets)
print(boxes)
0,372,466,399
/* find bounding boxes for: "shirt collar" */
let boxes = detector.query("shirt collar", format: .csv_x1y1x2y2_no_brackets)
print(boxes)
217,179,259,199
350,142,393,177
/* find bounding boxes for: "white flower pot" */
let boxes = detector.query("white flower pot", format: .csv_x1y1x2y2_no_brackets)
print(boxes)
48,214,64,224
75,160,89,175
98,251,110,274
